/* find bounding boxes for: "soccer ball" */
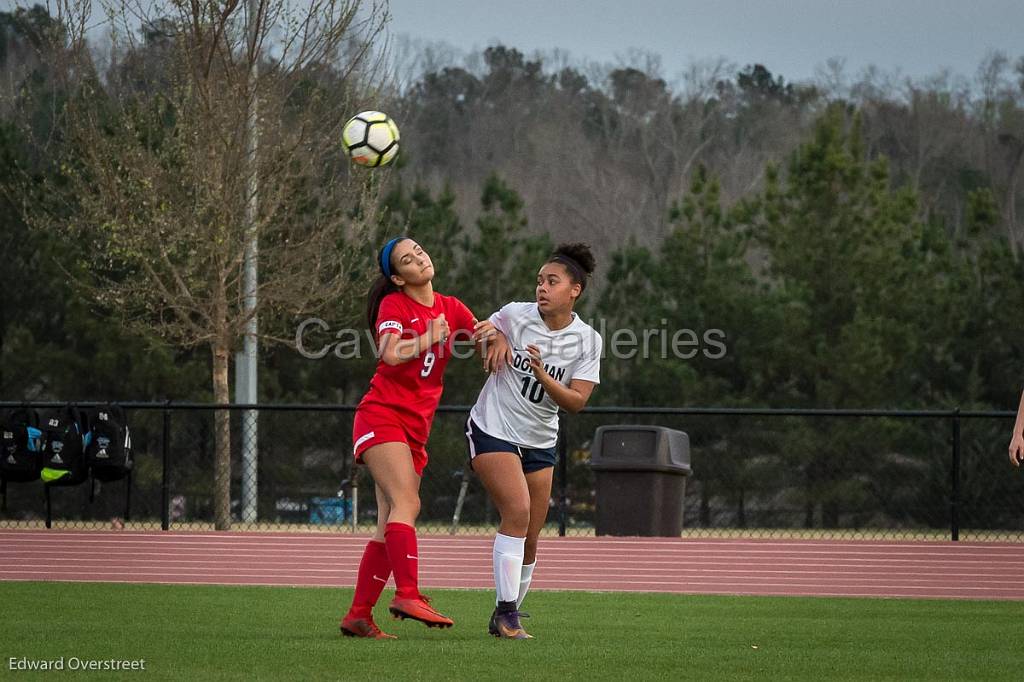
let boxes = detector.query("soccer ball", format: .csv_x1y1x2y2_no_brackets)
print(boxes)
342,111,400,167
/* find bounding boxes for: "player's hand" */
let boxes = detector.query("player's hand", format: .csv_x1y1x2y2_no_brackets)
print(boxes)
526,344,548,380
1010,434,1024,467
428,313,449,345
471,319,498,342
481,331,512,373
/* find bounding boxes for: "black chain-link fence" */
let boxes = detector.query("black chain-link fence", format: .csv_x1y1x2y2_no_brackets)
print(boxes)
2,402,1022,541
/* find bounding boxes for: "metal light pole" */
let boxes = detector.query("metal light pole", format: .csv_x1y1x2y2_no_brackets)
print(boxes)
237,0,260,524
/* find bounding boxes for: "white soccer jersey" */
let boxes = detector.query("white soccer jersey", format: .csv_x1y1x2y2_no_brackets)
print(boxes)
469,302,602,449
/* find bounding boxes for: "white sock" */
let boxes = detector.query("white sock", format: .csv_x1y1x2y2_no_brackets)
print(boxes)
492,533,526,605
517,561,536,609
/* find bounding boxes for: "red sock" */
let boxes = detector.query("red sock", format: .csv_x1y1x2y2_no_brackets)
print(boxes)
348,540,391,618
384,522,419,599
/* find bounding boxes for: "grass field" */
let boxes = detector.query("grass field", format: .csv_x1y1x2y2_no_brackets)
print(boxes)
2,583,1022,680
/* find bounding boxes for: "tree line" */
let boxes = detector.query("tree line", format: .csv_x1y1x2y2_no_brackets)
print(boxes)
2,4,1022,530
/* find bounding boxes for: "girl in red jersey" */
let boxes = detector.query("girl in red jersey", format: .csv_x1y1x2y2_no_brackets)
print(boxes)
340,236,499,639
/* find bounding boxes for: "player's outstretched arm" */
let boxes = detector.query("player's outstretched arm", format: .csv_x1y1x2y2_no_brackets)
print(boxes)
1009,389,1024,467
471,319,511,373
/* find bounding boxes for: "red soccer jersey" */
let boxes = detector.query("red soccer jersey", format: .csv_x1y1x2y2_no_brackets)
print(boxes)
357,291,476,442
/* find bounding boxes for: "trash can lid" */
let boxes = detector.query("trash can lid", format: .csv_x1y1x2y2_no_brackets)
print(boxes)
590,425,691,473
590,461,692,474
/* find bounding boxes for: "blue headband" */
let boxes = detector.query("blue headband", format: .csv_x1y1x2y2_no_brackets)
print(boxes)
379,237,405,279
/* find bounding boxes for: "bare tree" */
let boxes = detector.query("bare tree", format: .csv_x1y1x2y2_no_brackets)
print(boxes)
22,0,392,528
973,51,1024,252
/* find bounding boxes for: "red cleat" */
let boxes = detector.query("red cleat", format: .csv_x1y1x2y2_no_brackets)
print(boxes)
340,614,397,639
388,594,454,629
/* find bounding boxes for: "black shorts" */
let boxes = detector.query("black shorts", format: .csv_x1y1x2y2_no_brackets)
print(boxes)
465,418,556,474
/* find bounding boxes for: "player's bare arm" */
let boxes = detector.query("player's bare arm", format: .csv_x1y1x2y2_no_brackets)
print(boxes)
473,319,511,373
1010,389,1024,467
526,344,595,414
379,314,449,365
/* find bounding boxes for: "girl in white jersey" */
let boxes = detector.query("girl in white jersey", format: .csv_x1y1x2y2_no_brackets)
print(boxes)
466,243,602,639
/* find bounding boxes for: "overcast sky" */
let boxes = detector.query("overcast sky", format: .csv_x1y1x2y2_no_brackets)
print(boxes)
385,0,1024,83
7,0,1022,85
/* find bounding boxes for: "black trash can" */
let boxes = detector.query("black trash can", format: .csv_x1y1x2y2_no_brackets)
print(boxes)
590,425,691,536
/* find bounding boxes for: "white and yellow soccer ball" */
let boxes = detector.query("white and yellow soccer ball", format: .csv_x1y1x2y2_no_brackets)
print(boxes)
341,111,400,167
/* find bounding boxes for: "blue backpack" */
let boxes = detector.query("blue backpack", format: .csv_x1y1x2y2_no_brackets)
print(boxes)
1,408,43,483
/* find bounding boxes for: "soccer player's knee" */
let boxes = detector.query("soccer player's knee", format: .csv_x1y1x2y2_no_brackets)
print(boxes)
505,502,530,533
393,493,420,519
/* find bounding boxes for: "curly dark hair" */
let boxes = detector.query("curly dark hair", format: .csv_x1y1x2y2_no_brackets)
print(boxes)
548,242,596,292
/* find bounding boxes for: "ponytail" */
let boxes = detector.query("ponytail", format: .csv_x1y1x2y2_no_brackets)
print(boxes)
367,275,400,330
367,236,409,329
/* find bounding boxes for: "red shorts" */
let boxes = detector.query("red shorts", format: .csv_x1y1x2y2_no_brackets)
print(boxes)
352,405,429,477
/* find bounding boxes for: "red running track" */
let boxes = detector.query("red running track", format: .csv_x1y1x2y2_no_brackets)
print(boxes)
1,530,1022,600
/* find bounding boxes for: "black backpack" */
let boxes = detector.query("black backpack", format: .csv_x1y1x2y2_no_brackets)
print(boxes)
85,405,132,482
39,406,89,487
1,408,43,483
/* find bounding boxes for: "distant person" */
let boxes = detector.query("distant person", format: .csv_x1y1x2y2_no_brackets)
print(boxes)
339,237,502,639
1009,390,1024,466
465,243,602,639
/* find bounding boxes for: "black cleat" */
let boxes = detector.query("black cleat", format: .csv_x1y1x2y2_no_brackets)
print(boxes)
489,608,532,639
489,610,530,636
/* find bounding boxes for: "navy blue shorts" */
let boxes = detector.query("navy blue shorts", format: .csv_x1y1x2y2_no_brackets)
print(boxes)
465,418,557,473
